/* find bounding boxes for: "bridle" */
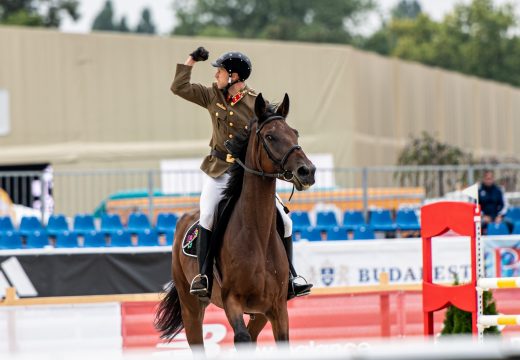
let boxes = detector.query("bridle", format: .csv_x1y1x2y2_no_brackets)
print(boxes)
229,115,301,182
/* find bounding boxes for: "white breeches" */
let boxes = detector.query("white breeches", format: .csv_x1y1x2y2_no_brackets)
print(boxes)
199,172,292,237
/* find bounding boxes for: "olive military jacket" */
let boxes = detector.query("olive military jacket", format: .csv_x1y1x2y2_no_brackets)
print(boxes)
171,64,257,178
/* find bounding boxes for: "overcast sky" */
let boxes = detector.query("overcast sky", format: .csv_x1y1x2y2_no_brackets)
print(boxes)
59,0,517,35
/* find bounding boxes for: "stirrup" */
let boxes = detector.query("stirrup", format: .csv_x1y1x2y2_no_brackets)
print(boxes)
190,274,209,296
289,275,312,297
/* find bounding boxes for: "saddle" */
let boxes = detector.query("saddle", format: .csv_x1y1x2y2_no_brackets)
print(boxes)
182,199,285,258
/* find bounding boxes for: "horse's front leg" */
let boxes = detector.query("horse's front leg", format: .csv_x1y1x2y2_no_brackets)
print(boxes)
267,303,289,343
247,313,268,342
223,294,252,345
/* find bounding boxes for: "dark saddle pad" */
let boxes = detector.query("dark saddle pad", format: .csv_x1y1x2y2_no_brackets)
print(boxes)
182,220,199,258
180,198,285,259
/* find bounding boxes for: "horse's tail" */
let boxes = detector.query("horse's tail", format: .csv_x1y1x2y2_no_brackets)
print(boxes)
154,281,184,341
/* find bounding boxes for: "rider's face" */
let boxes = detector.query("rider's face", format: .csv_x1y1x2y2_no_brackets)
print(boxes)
215,67,229,89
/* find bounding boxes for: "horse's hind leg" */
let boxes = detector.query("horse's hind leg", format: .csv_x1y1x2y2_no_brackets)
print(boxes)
247,314,268,343
176,278,206,347
223,295,251,344
267,304,289,343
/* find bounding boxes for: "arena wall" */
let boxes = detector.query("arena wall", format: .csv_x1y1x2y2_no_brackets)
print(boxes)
0,26,519,170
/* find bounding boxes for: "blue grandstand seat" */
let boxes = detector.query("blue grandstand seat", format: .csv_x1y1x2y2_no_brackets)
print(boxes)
54,232,78,248
395,208,420,231
19,216,45,237
290,211,311,232
156,213,177,245
506,207,520,223
316,211,338,230
0,233,23,249
83,232,106,247
137,229,159,246
369,209,397,232
301,227,323,241
47,214,70,237
73,214,96,236
353,226,376,240
127,213,152,234
100,214,124,235
487,222,509,235
513,222,520,235
327,226,348,241
342,210,366,231
110,231,133,247
0,216,16,235
25,232,50,248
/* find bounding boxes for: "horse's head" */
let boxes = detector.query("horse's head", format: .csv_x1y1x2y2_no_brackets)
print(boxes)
250,93,316,190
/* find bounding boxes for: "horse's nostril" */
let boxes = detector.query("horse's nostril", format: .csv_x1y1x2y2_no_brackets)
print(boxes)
297,166,310,177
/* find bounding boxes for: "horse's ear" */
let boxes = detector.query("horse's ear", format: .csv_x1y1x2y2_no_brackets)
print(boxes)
276,93,290,118
255,93,267,121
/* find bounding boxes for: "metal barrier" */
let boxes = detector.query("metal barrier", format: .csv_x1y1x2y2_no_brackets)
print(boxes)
1,164,520,221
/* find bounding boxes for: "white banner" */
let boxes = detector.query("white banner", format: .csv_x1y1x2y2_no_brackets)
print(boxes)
0,303,122,352
294,237,473,288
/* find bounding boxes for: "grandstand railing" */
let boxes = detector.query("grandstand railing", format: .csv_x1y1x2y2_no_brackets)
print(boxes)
1,163,520,222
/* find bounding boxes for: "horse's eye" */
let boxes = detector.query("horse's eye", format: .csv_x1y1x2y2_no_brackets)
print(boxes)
266,135,274,141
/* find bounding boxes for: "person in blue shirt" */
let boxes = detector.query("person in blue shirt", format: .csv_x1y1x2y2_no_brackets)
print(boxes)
478,170,510,233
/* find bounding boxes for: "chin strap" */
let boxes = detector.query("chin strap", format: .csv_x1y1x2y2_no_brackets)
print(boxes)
222,75,240,98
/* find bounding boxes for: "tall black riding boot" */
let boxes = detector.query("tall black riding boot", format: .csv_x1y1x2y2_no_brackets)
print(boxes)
190,226,212,298
282,235,313,300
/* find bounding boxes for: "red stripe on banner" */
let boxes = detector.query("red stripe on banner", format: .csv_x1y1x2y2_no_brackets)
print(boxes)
121,290,520,349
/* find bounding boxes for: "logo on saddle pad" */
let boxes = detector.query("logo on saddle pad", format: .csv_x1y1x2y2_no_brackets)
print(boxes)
182,221,199,258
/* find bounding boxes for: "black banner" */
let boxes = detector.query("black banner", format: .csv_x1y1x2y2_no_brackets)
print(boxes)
0,251,172,297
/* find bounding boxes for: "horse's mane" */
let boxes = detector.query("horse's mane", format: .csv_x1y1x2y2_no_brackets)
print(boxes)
222,103,278,200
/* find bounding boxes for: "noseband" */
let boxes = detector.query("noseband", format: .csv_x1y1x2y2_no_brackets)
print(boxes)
231,115,301,182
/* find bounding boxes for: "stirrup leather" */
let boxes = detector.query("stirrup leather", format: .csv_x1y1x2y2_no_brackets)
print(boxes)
189,274,209,295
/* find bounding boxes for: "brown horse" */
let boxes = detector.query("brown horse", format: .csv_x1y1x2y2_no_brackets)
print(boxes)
155,93,316,350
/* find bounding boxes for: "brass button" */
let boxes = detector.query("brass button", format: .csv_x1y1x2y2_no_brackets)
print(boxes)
228,134,233,139
215,112,219,116
229,122,233,126
229,111,234,115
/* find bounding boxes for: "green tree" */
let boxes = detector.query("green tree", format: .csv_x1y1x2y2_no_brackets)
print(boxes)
391,0,422,19
117,15,129,32
171,0,375,44
395,132,473,197
363,0,520,87
441,276,500,336
135,7,156,34
358,0,422,55
92,0,115,31
397,132,472,166
0,0,79,27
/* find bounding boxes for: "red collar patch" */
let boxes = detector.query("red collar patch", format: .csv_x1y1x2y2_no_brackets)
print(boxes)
228,88,247,106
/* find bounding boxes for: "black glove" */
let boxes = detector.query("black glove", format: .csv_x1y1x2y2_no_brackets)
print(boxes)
190,47,209,62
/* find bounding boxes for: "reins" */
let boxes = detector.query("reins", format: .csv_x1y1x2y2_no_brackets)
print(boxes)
227,115,301,183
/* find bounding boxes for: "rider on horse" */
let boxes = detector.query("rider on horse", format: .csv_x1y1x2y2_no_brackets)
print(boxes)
170,46,312,300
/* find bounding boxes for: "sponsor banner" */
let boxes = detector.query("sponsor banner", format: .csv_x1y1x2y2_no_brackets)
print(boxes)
294,237,473,287
485,238,520,277
1,236,519,298
0,249,171,297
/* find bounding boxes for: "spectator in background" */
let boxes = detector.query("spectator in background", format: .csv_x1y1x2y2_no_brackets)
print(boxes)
479,170,510,233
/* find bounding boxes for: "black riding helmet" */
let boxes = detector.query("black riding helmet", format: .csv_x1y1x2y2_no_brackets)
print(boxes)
212,51,252,81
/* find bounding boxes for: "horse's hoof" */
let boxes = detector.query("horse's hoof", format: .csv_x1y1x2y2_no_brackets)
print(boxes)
234,332,252,343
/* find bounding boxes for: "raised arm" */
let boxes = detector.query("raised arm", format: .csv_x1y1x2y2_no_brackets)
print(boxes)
171,46,212,108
